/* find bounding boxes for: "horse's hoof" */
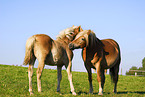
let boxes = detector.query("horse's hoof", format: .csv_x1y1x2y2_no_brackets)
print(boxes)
30,92,34,95
56,91,62,95
38,89,42,93
89,90,93,94
57,90,60,93
113,90,117,94
98,92,103,95
114,91,117,94
89,92,93,94
72,92,77,95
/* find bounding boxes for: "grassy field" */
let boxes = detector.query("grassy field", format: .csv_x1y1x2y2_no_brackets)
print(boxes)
0,64,145,97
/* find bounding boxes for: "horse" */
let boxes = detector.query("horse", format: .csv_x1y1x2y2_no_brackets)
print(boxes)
23,25,83,95
69,30,121,95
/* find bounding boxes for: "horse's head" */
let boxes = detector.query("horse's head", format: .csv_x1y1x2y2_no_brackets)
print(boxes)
69,30,92,50
57,25,83,41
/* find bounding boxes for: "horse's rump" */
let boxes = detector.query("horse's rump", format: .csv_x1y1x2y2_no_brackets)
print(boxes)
101,39,121,68
23,34,53,65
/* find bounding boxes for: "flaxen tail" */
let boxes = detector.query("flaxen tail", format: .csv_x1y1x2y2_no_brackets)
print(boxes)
23,36,36,65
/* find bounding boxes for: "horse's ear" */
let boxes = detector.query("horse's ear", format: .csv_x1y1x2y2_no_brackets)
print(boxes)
88,30,91,34
74,26,83,34
79,25,83,32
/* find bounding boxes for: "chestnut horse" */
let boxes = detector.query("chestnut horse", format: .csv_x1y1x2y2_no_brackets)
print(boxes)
69,30,121,95
23,26,83,95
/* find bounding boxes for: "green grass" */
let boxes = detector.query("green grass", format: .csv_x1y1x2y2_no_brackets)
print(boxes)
0,64,145,97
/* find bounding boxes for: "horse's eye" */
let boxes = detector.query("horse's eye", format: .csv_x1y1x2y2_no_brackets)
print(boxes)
82,37,85,41
70,32,74,35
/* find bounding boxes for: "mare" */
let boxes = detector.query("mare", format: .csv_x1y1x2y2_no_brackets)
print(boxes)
23,26,83,95
69,30,121,95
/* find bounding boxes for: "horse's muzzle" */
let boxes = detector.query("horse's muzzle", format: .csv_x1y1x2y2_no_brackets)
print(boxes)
69,43,74,50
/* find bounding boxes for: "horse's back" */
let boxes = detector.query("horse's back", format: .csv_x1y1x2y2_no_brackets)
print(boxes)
101,39,120,53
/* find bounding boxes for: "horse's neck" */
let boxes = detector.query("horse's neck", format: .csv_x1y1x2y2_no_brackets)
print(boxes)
86,38,104,57
88,37,101,48
56,37,71,45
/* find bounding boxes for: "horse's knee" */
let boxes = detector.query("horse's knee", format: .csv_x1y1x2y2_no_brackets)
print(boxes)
28,66,33,77
88,76,92,81
37,68,43,79
97,73,101,82
97,72,105,83
88,74,92,82
114,75,118,83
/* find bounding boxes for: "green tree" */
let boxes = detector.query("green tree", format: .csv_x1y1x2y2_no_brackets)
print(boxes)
142,57,145,69
126,57,145,76
126,66,138,75
130,66,138,70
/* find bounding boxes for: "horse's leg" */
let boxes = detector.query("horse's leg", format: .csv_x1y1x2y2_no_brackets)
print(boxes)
96,63,105,95
85,63,93,94
65,61,76,95
110,63,119,93
57,66,62,93
28,64,34,95
113,66,119,94
28,58,35,95
37,60,45,92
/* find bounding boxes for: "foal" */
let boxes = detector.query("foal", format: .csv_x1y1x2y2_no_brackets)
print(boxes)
23,26,83,95
69,30,121,95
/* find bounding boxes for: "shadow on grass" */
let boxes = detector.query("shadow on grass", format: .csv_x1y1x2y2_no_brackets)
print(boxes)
117,91,145,94
78,91,88,95
78,91,100,95
77,91,145,95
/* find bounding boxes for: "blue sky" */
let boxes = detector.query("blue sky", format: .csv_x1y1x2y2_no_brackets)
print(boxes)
0,0,145,75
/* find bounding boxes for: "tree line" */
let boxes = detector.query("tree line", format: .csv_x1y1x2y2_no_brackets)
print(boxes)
126,57,145,76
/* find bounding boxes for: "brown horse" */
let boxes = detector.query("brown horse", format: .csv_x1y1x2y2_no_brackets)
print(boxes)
23,26,83,95
69,30,121,95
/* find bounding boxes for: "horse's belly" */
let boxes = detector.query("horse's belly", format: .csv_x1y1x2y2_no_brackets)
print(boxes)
46,42,64,65
103,56,118,69
45,55,63,66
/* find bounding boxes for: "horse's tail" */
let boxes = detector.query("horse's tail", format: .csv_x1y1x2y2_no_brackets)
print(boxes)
109,42,121,83
23,36,36,65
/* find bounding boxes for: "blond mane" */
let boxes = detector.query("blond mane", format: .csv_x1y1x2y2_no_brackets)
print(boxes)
56,26,78,40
